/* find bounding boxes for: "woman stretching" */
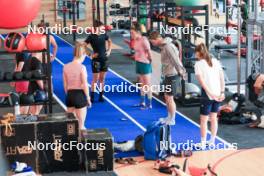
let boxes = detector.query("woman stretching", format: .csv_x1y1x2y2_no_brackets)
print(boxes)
194,43,225,149
63,42,91,130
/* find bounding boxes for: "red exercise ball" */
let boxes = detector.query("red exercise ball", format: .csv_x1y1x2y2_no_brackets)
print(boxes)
26,33,47,51
0,0,41,29
4,33,26,52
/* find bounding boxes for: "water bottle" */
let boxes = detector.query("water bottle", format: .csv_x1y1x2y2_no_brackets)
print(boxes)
14,102,20,116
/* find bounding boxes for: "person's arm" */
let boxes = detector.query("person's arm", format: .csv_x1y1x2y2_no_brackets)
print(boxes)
81,66,91,107
195,64,217,100
219,61,226,101
50,36,58,62
106,35,112,56
16,62,24,72
63,69,68,93
143,38,152,63
166,45,186,78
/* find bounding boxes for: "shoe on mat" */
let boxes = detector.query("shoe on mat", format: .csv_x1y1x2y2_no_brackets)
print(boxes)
194,142,207,150
99,96,105,102
115,158,127,164
133,103,146,109
126,158,138,165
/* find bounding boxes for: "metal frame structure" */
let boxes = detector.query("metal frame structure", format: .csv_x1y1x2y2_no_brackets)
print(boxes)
164,3,209,106
0,25,53,113
246,0,264,96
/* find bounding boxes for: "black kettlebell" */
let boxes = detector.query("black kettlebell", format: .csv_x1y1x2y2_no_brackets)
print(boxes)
20,93,35,105
8,92,20,106
23,71,33,80
0,71,4,80
13,72,24,80
32,70,43,79
34,90,48,102
4,72,13,81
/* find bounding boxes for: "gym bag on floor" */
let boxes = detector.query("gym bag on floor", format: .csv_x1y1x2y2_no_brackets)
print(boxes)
143,121,171,160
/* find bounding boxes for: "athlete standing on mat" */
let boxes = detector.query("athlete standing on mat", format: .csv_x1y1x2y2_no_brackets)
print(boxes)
85,20,112,102
194,43,225,148
131,23,153,109
149,31,186,125
63,42,91,130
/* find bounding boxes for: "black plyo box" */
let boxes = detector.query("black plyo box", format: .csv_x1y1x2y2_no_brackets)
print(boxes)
82,129,114,173
0,113,79,174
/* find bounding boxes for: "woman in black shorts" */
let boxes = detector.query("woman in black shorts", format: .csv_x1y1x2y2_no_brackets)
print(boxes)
63,42,91,130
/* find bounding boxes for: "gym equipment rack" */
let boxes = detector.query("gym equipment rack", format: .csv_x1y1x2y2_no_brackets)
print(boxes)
0,24,53,114
165,3,209,106
149,0,166,31
246,0,264,96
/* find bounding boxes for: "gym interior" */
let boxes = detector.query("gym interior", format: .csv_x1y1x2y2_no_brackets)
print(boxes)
0,0,264,175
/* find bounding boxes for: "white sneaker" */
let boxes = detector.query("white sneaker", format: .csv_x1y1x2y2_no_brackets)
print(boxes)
159,117,168,124
165,118,175,126
207,140,216,149
194,142,207,150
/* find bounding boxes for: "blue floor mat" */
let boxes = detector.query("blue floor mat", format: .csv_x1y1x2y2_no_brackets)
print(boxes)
9,34,227,157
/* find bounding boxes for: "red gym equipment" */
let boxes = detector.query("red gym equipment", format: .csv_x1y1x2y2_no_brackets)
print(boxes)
4,33,26,52
0,0,41,29
26,33,47,51
260,0,264,9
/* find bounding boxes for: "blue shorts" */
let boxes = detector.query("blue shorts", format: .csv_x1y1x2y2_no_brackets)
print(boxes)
136,61,152,75
200,90,220,116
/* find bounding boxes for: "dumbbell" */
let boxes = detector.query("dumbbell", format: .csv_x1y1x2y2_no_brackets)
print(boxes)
0,71,4,81
13,72,24,80
23,71,33,80
4,72,13,81
20,93,35,105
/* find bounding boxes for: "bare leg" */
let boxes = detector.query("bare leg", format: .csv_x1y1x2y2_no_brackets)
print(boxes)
209,113,218,144
75,107,87,130
20,106,29,115
91,73,99,102
164,94,176,124
200,115,209,144
142,74,152,108
99,72,107,102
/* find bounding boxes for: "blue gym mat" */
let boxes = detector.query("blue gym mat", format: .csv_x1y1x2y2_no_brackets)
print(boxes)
52,35,229,157
0,34,229,157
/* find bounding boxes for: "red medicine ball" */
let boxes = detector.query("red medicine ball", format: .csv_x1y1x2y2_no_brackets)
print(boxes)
0,0,41,29
4,33,26,52
26,33,47,51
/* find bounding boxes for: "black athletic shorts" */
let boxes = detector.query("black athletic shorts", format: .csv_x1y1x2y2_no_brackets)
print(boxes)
28,57,44,94
163,75,181,96
92,59,109,73
66,90,87,109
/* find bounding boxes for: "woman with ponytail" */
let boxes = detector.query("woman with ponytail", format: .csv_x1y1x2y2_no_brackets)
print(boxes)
194,43,225,149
